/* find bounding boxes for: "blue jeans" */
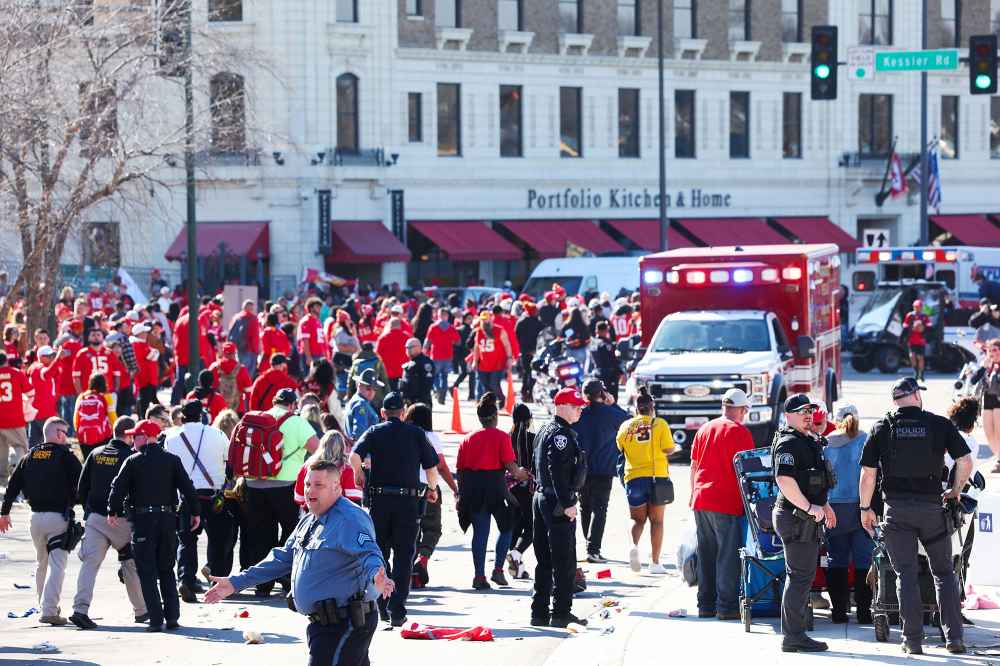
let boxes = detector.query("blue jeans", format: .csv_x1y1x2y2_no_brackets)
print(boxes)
826,503,874,570
471,510,511,578
475,370,504,401
58,395,76,435
335,369,348,395
432,360,451,394
170,365,188,406
694,509,743,614
238,351,257,379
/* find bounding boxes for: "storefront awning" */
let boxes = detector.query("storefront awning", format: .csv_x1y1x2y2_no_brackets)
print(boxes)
329,221,411,264
605,219,696,251
770,217,861,253
498,220,624,258
930,214,1000,246
675,218,788,247
409,221,522,261
165,222,269,261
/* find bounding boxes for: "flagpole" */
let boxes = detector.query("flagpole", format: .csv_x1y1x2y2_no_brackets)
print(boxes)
657,0,668,252
919,0,929,245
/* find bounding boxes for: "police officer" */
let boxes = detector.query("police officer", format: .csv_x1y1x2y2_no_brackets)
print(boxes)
70,416,147,629
531,387,589,629
859,377,972,655
0,417,82,626
399,337,435,407
349,392,439,627
107,420,200,632
345,368,382,441
771,394,835,653
206,458,392,665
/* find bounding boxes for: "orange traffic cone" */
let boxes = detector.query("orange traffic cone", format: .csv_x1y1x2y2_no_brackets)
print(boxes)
502,370,516,415
447,387,466,435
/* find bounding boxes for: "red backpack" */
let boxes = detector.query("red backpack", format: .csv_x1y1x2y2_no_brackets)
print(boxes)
228,410,294,479
76,392,111,445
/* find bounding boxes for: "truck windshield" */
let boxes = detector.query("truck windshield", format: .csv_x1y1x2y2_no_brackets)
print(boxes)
651,318,771,353
523,276,582,300
854,291,901,335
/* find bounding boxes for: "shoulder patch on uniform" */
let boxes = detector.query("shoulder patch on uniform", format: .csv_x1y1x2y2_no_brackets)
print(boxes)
554,434,568,451
358,531,374,547
776,453,795,466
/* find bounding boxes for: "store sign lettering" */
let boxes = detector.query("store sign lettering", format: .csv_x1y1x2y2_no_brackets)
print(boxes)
527,188,732,211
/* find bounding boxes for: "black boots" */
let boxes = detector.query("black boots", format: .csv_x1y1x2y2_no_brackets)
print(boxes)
826,568,850,624
854,573,873,624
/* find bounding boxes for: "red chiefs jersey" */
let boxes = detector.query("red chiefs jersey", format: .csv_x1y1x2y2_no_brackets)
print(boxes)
72,347,114,392
0,365,32,428
903,312,931,346
475,326,508,373
297,314,327,358
57,337,83,397
259,326,291,372
86,292,105,313
356,317,378,343
131,339,159,389
74,391,112,444
28,362,59,421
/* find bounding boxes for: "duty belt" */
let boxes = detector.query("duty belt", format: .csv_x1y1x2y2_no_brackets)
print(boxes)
133,505,177,515
308,600,377,625
370,486,422,498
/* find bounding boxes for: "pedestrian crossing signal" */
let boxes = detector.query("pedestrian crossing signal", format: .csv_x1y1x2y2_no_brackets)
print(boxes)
811,26,838,100
969,35,997,95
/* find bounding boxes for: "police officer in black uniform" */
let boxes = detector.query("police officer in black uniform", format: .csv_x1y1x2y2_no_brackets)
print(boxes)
771,394,835,653
586,321,623,397
350,392,439,627
531,387,589,629
400,337,435,407
859,377,972,655
107,420,200,632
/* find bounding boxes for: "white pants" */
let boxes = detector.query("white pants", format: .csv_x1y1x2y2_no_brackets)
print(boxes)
73,513,147,616
29,512,68,617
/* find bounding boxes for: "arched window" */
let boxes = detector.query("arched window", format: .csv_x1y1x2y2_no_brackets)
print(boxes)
210,72,246,152
336,73,359,154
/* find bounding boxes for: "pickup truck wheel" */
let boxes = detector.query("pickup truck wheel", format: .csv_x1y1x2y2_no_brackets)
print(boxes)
932,345,963,374
850,354,875,373
876,346,902,374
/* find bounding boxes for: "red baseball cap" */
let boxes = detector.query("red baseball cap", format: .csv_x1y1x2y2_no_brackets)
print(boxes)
554,388,587,407
125,419,162,438
222,341,238,355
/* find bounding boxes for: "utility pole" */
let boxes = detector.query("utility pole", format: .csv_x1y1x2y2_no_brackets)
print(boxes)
657,0,668,252
184,0,200,386
919,0,929,245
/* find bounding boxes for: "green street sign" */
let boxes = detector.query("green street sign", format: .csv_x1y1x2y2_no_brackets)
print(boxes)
875,49,959,72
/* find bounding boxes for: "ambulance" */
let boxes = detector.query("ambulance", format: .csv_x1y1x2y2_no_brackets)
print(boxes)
632,244,842,454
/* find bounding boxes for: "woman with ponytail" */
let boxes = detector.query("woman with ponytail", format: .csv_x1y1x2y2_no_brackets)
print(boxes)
505,403,536,580
456,392,530,590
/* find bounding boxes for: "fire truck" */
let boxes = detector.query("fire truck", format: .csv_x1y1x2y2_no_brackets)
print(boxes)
633,244,842,455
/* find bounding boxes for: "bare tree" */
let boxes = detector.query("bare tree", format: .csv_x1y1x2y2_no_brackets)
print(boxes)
0,0,266,333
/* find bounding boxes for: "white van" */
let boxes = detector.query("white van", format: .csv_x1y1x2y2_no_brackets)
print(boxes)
522,257,641,301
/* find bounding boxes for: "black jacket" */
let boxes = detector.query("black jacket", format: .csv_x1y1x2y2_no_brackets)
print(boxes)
1,443,81,515
539,303,560,331
400,353,435,405
515,315,546,356
107,442,199,516
78,439,134,517
533,417,585,508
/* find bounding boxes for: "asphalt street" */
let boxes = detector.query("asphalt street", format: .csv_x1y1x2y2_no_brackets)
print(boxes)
1,366,998,665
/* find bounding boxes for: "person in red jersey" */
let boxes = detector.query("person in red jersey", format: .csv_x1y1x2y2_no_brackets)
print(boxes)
27,346,60,447
74,373,116,461
172,306,213,405
902,299,932,382
297,297,328,374
130,323,161,418
209,342,252,413
0,351,34,481
471,311,512,401
248,353,298,411
258,313,290,374
375,317,411,392
72,328,113,395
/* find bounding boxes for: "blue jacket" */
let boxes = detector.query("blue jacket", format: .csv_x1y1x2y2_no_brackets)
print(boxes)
572,402,629,476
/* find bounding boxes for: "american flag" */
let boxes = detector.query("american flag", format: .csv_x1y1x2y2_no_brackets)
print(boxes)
908,142,942,210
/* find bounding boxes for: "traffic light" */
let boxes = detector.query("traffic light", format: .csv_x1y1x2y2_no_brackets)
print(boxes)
969,34,998,95
810,26,838,100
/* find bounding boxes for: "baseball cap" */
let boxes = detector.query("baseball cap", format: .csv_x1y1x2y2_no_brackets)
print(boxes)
582,378,606,399
382,391,405,411
588,298,600,309
355,368,385,388
126,310,141,322
36,345,56,357
891,377,926,400
390,304,403,314
274,388,298,405
783,393,819,413
125,419,162,438
160,286,171,296
131,323,150,335
832,401,859,422
912,299,923,309
222,341,238,355
722,388,749,408
554,387,587,407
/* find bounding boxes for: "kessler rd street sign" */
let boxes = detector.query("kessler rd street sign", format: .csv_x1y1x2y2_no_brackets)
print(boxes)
875,49,959,72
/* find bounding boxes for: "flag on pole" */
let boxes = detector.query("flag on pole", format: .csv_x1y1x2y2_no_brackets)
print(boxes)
889,150,908,198
927,144,942,210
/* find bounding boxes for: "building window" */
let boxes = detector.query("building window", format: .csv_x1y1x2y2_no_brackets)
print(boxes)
437,83,461,157
335,0,356,22
728,0,750,42
560,87,582,158
991,97,1000,158
675,89,695,158
618,0,639,36
79,81,118,154
336,74,359,153
82,222,122,268
406,0,422,17
208,0,242,22
408,93,422,143
500,85,523,157
940,95,959,159
858,93,893,157
859,0,892,46
993,0,1000,37
618,89,640,158
939,0,959,48
674,0,696,40
781,0,801,42
559,0,582,34
210,72,246,152
782,92,801,159
436,0,459,27
729,91,749,158
498,0,521,30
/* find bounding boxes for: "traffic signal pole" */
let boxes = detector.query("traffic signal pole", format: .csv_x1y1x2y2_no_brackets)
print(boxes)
919,0,929,245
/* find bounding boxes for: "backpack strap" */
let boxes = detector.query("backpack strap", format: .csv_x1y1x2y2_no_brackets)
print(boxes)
179,428,214,488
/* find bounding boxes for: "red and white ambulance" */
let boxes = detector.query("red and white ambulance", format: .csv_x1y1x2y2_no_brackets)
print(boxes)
633,244,842,453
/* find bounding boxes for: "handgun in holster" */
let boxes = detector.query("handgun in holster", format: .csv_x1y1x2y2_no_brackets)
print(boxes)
792,507,824,543
347,592,366,629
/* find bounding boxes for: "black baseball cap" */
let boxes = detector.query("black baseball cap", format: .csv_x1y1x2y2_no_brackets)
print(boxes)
582,378,605,399
274,388,298,405
783,393,819,413
891,377,926,400
382,391,405,411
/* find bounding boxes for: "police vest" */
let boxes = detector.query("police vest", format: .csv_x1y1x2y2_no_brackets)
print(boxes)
880,412,942,482
535,423,588,493
771,431,832,505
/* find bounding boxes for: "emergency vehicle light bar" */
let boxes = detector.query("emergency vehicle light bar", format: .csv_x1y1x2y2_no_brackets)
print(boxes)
660,264,798,287
859,248,959,263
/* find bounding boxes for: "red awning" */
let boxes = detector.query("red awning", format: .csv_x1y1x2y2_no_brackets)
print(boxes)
931,215,1000,246
605,219,696,251
770,217,862,252
328,221,410,264
165,222,269,261
409,221,522,261
498,220,624,258
675,218,788,247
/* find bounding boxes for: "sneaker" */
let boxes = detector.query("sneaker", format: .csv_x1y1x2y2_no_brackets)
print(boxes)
781,635,829,652
145,624,163,633
551,613,589,628
69,612,97,630
390,615,407,628
809,591,830,610
530,615,550,627
587,552,608,564
574,568,587,593
472,576,491,590
901,642,923,655
507,551,521,578
516,562,531,580
135,613,150,623
200,565,213,586
628,546,641,572
490,568,510,587
378,599,390,622
648,562,667,574
178,583,198,603
40,615,68,626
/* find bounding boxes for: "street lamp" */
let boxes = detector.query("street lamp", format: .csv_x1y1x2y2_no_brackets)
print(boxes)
657,0,668,252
